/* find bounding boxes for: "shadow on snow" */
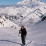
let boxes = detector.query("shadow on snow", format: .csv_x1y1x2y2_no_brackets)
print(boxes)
0,40,21,45
0,40,32,46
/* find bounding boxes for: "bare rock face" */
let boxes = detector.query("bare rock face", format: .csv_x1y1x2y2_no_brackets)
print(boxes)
42,16,46,21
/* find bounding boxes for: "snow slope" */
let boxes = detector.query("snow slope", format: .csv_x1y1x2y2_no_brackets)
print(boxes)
0,19,46,46
27,20,46,46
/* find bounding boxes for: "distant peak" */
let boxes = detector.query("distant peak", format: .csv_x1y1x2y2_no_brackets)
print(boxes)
17,0,40,5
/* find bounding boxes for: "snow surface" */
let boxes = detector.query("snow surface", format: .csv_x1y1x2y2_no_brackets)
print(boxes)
0,19,46,46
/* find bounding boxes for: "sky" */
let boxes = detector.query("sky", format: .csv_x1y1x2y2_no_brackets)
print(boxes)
0,0,21,5
0,0,46,5
41,0,46,2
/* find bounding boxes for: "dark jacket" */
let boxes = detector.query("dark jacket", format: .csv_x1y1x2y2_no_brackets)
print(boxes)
19,28,27,37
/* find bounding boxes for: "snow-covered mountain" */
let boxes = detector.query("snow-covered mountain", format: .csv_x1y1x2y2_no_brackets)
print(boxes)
17,0,45,5
0,15,19,28
0,0,46,26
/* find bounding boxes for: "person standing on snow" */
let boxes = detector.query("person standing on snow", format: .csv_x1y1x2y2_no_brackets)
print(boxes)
19,25,27,45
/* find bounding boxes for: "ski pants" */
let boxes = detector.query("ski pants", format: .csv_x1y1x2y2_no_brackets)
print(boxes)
21,35,26,45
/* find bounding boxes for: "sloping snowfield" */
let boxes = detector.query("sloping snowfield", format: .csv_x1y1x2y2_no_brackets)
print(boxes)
0,20,46,46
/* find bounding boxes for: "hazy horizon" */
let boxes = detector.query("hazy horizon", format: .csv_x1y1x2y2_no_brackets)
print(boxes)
0,0,46,5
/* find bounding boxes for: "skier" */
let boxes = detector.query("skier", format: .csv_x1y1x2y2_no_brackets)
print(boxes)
19,25,27,45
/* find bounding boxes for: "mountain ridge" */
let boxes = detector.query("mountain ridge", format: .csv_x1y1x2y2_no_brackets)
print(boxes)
0,0,46,26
